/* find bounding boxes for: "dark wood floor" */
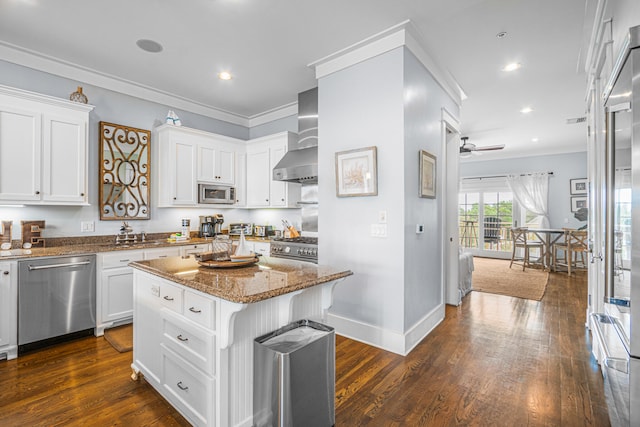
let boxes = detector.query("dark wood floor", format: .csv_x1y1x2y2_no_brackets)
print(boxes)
0,270,609,426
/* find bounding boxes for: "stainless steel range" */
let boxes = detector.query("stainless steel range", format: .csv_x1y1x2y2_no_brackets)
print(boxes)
270,237,318,263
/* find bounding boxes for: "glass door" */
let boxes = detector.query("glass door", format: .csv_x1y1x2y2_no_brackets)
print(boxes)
459,190,514,257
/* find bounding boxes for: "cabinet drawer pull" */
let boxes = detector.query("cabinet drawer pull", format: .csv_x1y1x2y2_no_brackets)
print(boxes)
2,271,8,275
177,381,189,391
163,295,174,301
188,307,202,314
119,259,130,263
159,255,167,258
177,334,188,342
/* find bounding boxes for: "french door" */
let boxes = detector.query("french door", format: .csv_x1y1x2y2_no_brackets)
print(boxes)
459,190,514,258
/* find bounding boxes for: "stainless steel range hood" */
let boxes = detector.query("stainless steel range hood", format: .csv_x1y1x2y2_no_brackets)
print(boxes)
273,87,318,184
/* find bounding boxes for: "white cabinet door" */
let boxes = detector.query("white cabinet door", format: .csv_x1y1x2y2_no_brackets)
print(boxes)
234,152,247,206
173,139,198,205
42,113,87,203
246,132,301,208
0,261,17,360
181,244,211,257
197,144,236,185
133,273,163,384
101,266,134,323
269,143,287,207
0,105,41,202
246,148,271,207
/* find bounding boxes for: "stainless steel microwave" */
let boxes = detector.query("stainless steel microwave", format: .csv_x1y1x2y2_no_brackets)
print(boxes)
198,184,236,204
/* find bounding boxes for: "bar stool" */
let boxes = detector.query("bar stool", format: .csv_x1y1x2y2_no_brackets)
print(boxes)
509,227,544,271
552,229,588,274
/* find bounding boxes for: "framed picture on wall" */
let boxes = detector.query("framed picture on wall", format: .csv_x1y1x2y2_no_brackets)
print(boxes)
570,178,588,195
419,149,436,198
571,196,588,213
335,146,378,197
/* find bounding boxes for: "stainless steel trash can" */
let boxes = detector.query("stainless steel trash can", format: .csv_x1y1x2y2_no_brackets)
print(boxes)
253,319,335,427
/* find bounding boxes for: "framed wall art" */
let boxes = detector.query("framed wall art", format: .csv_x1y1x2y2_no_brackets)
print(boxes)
419,149,436,198
571,196,588,213
570,178,588,195
335,146,378,197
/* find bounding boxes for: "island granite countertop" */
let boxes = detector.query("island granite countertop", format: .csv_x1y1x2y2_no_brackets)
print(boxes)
129,255,353,304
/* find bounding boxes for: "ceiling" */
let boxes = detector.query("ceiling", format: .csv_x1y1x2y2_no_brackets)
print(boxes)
0,0,592,160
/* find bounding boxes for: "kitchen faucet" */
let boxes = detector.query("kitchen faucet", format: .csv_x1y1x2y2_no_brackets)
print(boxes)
115,221,137,244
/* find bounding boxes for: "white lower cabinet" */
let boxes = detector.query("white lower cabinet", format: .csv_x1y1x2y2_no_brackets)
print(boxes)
181,243,211,257
96,250,144,335
97,246,186,335
0,261,17,360
133,273,218,426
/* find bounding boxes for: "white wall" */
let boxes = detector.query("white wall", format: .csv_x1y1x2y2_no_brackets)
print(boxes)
319,46,458,354
402,49,458,329
319,47,406,333
459,151,588,229
0,59,300,239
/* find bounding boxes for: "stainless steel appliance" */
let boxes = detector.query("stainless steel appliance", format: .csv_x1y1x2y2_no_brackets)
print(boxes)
18,255,96,354
229,223,252,236
273,87,318,184
270,236,318,263
199,214,224,238
198,183,236,204
591,24,640,427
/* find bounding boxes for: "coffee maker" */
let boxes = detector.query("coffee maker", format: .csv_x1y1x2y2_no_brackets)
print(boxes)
199,214,224,238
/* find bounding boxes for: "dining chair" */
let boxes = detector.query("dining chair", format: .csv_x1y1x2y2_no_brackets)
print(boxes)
484,217,502,249
552,229,588,275
509,227,544,271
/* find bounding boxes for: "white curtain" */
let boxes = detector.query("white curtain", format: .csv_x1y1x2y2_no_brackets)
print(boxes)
506,172,550,228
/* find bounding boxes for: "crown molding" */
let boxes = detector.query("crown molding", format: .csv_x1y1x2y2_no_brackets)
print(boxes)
0,40,299,128
308,20,465,106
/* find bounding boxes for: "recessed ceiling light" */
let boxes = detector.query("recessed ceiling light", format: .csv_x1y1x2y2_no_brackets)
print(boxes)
520,107,533,114
136,39,163,53
496,31,508,39
532,137,539,142
502,62,522,72
218,71,232,81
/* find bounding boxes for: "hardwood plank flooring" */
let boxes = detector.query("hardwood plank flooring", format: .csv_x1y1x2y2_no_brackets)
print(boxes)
0,270,609,426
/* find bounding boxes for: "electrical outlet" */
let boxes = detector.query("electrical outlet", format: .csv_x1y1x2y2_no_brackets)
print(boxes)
379,211,387,223
80,221,94,232
370,224,387,237
151,285,160,297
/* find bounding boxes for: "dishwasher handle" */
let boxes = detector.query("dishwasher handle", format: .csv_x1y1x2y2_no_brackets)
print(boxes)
27,260,92,271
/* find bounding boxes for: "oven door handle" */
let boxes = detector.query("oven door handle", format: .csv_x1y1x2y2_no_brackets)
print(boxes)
28,260,92,271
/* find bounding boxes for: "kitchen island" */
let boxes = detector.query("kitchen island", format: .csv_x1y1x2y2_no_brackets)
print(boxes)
129,255,352,427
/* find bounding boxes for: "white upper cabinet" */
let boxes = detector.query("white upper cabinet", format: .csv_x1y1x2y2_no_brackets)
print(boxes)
246,132,301,208
157,125,242,207
197,139,235,185
0,85,93,205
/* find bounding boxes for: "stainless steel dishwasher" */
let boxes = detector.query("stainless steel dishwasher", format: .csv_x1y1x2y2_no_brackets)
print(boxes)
18,255,96,354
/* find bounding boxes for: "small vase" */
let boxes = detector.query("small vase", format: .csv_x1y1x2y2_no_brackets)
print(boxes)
69,86,88,104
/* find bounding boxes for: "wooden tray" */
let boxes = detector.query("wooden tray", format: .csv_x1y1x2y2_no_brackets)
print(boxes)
198,257,259,269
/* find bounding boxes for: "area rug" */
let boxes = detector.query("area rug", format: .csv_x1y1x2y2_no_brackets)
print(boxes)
472,257,549,301
104,324,133,353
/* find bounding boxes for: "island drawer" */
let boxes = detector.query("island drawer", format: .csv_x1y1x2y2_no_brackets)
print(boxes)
159,281,184,314
161,345,214,426
184,291,215,330
161,308,215,375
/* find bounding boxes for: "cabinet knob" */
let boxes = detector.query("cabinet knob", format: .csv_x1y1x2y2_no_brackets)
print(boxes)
173,197,177,200
266,199,269,202
35,191,40,195
281,198,285,201
81,193,85,197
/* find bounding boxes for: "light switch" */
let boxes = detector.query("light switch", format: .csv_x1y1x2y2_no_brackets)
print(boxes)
379,211,387,223
370,224,387,237
81,221,94,232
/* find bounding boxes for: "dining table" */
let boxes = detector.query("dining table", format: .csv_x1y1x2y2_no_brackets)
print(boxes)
528,228,566,270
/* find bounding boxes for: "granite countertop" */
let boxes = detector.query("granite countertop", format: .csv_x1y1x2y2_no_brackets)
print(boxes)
0,237,218,260
130,256,353,303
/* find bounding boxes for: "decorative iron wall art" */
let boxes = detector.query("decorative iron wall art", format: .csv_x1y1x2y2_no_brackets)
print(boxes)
99,122,150,220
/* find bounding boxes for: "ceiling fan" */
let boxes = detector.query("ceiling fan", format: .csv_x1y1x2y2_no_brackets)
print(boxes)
459,136,505,155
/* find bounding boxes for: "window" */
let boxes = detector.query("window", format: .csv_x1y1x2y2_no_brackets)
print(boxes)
459,188,513,254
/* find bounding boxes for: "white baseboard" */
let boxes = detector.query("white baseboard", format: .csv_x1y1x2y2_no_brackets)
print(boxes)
326,304,445,356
